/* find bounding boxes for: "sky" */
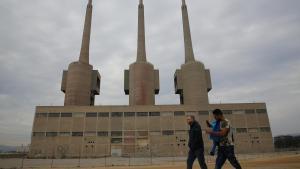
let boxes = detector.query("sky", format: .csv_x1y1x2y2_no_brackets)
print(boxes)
0,0,299,146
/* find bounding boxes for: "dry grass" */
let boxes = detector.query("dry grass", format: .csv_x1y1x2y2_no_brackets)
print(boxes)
83,154,300,169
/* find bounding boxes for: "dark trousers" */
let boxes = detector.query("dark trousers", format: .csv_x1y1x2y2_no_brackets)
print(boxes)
187,149,208,169
215,145,242,169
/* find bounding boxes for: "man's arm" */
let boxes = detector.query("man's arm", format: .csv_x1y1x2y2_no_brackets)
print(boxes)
206,120,212,128
206,120,230,136
206,128,229,136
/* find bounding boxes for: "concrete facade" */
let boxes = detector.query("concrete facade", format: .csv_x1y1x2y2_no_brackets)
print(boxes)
175,62,210,106
30,0,274,158
30,104,273,158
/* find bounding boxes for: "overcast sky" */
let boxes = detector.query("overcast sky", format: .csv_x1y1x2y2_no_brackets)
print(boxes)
0,0,299,146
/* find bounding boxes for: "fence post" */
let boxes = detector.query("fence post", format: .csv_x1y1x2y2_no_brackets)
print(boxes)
104,145,107,167
77,150,81,168
150,145,153,166
129,152,131,166
51,158,54,168
129,144,131,166
21,156,24,169
51,148,54,168
173,136,175,165
20,144,23,169
133,143,136,166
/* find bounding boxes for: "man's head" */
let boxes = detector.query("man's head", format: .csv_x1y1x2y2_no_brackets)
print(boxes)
212,109,223,121
186,115,195,125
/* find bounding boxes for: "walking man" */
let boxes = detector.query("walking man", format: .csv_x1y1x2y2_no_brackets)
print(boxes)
186,115,208,169
206,109,242,169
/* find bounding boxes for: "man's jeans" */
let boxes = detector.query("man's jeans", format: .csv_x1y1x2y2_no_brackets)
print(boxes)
187,148,208,169
215,145,242,169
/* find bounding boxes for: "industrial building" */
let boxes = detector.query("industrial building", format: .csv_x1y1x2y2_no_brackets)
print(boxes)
29,0,273,158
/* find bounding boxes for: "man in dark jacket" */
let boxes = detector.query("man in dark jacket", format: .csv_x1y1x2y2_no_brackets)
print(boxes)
186,115,208,169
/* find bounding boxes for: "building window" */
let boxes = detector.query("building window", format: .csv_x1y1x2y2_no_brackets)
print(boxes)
36,113,47,118
185,112,197,116
48,113,60,117
86,112,97,117
124,131,135,137
72,132,83,137
137,131,148,137
111,112,123,117
260,127,271,132
150,112,160,116
199,111,209,115
61,113,72,117
248,128,259,133
85,131,96,136
59,132,71,136
137,112,148,117
33,132,45,137
236,128,247,133
111,131,122,137
46,132,58,137
161,112,173,117
223,110,232,115
175,130,187,135
97,131,109,137
111,138,122,144
256,109,267,114
73,112,85,118
124,112,135,117
245,109,255,114
162,130,174,136
174,111,185,116
149,131,161,136
98,112,109,117
232,110,245,115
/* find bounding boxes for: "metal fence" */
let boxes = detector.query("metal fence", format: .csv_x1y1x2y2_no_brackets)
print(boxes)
1,151,299,169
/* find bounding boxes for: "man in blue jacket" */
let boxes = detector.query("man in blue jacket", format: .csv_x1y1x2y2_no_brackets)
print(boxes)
186,115,208,169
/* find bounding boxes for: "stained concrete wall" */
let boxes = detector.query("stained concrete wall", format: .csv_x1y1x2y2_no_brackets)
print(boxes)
30,104,273,158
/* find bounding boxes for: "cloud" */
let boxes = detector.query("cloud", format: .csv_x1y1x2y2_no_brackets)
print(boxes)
0,0,299,145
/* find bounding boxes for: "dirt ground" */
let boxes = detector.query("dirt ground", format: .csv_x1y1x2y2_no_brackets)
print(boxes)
237,154,300,169
86,154,300,169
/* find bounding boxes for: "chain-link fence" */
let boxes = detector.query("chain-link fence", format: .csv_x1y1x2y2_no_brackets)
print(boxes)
1,151,299,169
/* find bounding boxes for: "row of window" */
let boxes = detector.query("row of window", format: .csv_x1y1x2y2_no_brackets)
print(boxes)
33,130,177,137
36,112,183,118
236,127,271,133
33,127,271,137
36,109,267,118
223,109,267,115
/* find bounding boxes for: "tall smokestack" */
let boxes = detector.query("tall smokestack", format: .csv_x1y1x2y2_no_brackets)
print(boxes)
124,0,160,105
174,0,211,107
136,0,147,62
181,0,195,63
79,0,93,64
61,0,101,106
